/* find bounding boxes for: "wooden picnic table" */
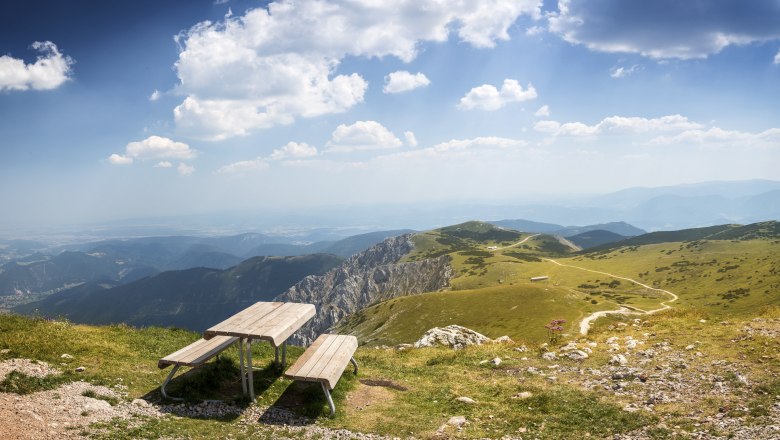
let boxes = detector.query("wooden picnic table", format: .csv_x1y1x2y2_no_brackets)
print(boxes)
203,301,315,400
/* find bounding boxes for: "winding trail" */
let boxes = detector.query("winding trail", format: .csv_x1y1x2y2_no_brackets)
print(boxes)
493,233,540,250
544,259,679,335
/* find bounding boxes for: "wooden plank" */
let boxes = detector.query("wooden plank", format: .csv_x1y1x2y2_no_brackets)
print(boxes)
158,335,237,368
317,336,358,389
205,302,281,338
291,335,340,379
266,304,316,346
239,302,298,336
305,335,347,379
283,334,329,377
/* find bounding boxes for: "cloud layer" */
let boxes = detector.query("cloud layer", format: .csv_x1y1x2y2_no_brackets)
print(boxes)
534,115,703,137
0,41,74,91
173,0,541,140
549,0,780,59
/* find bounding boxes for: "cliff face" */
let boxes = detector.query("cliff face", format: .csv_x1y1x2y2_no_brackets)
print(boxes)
275,233,453,345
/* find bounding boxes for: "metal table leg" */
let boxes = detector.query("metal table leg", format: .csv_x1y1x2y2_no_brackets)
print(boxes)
238,337,247,395
246,339,255,401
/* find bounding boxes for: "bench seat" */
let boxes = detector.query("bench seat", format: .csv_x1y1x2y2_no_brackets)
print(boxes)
158,335,238,400
284,334,358,416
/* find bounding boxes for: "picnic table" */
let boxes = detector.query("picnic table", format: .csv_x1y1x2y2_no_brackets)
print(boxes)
203,301,315,400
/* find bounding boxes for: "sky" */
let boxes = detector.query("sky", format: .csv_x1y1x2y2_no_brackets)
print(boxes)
1,0,779,233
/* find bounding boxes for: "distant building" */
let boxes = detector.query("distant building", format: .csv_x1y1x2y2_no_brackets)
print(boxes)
487,246,498,250
530,276,549,282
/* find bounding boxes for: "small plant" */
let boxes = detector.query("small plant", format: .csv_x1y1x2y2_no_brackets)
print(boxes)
544,319,566,344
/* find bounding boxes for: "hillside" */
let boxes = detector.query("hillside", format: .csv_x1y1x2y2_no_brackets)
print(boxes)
15,254,342,331
566,229,627,249
343,221,780,346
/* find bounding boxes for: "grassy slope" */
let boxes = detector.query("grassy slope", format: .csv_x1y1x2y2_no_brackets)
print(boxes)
3,309,780,439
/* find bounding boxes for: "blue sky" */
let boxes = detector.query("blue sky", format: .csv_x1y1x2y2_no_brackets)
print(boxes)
1,0,779,232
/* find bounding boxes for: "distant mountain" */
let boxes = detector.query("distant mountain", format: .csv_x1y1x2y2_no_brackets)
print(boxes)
243,229,414,258
488,219,564,233
15,254,343,331
566,230,627,249
0,251,158,296
553,222,646,237
591,180,780,209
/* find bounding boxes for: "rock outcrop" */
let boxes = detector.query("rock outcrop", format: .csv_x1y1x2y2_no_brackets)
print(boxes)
277,234,452,345
413,325,491,349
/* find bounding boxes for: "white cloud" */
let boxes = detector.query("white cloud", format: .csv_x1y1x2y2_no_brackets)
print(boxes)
534,104,550,117
108,136,196,164
458,79,537,111
108,154,133,165
648,127,780,149
432,137,524,152
325,121,403,153
526,26,544,36
216,158,270,174
0,41,74,91
149,90,161,101
534,114,703,137
154,161,173,168
383,71,430,94
404,131,418,147
270,142,317,160
177,163,195,176
173,0,541,140
549,0,780,59
775,49,780,65
610,64,640,78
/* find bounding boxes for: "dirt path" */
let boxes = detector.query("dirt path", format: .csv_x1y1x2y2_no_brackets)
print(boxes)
544,259,679,335
493,234,540,250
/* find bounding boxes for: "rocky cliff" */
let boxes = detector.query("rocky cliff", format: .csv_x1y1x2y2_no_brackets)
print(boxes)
275,233,453,345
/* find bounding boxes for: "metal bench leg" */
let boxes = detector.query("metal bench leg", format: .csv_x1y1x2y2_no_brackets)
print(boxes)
321,382,336,417
239,338,247,395
350,357,358,375
160,365,184,401
246,339,255,401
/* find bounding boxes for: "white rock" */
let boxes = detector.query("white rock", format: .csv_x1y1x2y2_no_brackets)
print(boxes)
447,416,467,426
609,355,628,366
455,396,476,404
515,345,529,353
494,336,514,344
60,354,73,359
512,392,533,400
606,337,619,344
685,344,696,350
491,357,502,366
560,342,578,351
0,349,10,355
75,366,86,372
414,325,490,350
542,352,557,361
132,398,150,407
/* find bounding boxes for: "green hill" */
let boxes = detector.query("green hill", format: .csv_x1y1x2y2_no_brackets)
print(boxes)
15,254,342,331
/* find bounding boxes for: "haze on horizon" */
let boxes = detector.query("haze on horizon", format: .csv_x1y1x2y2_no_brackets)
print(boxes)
1,0,779,232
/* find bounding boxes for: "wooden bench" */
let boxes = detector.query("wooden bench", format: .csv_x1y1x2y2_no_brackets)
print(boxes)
158,335,238,400
284,334,358,416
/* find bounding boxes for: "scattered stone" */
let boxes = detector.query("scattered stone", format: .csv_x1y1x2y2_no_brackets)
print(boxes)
566,350,589,360
414,325,490,349
132,399,150,407
515,345,529,353
447,416,467,427
512,392,533,400
0,349,11,355
395,344,413,351
542,352,557,361
0,358,61,381
60,354,73,359
685,344,696,350
455,396,476,404
494,336,514,344
699,319,707,323
609,355,628,366
491,357,502,366
75,366,86,372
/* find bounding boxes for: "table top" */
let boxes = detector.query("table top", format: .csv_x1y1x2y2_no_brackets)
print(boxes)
203,301,315,346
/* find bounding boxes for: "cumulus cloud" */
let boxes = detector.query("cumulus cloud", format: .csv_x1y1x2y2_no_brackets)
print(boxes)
325,121,403,153
610,64,640,78
270,141,317,160
383,71,431,94
548,0,780,59
648,127,780,149
534,104,550,117
0,41,74,91
149,90,162,101
458,79,537,111
108,136,196,164
534,114,703,137
177,163,195,176
404,131,418,147
173,0,541,140
775,49,780,65
217,158,270,174
154,161,173,168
